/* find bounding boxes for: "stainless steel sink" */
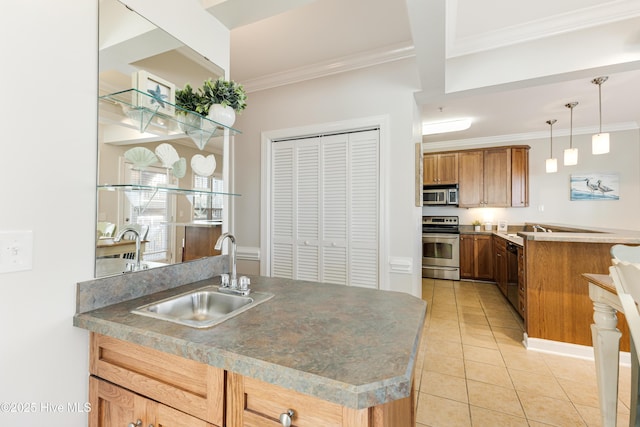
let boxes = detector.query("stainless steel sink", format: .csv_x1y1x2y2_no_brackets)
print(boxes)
132,286,273,328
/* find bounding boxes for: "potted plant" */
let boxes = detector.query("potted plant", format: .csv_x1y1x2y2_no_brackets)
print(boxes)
198,77,247,127
472,220,482,232
175,83,206,131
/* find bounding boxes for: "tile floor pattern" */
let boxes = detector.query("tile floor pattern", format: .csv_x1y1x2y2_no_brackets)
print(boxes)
414,278,633,427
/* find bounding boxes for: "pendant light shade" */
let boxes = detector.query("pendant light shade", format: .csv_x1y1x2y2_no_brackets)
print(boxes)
563,102,578,166
591,76,610,155
546,119,558,173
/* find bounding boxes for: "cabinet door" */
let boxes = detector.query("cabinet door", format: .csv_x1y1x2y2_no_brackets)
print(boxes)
459,234,475,279
474,235,494,280
423,154,438,185
437,153,458,184
89,377,148,427
458,151,484,207
511,147,529,207
483,148,511,207
517,246,526,320
493,237,507,296
154,402,214,427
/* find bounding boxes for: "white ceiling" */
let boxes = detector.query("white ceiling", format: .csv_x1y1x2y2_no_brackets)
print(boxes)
204,0,640,145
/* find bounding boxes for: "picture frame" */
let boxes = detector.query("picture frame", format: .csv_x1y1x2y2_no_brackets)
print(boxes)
497,220,508,233
570,173,620,201
132,70,175,116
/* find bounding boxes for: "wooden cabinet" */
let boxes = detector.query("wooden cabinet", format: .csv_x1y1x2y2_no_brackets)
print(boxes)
182,225,222,262
460,234,493,280
517,246,526,323
458,146,529,208
493,236,507,296
89,333,224,427
423,153,458,185
226,372,414,427
89,377,214,427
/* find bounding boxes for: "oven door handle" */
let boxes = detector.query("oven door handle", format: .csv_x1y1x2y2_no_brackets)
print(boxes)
422,267,459,272
422,236,458,241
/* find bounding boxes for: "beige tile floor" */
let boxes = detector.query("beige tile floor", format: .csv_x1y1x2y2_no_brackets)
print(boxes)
414,278,633,427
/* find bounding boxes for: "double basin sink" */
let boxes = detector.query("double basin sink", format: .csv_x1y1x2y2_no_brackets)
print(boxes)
132,285,274,328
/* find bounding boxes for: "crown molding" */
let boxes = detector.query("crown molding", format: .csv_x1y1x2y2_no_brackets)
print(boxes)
242,41,415,93
422,121,639,152
448,0,640,58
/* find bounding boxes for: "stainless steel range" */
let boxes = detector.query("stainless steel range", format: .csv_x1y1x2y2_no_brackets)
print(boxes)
422,215,460,280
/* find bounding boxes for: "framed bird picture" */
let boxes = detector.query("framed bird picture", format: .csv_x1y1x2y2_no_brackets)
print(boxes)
570,173,620,201
132,70,176,116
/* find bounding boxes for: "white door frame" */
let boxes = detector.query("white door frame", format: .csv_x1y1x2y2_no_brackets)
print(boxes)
260,115,390,291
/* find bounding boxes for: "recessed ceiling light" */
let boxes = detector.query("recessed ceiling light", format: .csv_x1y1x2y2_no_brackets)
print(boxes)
422,118,472,135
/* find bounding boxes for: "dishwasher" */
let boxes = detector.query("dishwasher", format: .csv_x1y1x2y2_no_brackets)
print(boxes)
506,242,519,312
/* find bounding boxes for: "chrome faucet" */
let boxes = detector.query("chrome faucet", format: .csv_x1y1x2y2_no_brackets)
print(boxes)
114,227,142,271
532,225,548,233
218,233,238,290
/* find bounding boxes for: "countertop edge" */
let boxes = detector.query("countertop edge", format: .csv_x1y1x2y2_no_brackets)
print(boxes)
73,291,426,410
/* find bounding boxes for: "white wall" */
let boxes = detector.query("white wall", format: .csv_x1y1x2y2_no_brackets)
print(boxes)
422,129,640,230
0,2,97,426
233,58,423,296
0,2,230,426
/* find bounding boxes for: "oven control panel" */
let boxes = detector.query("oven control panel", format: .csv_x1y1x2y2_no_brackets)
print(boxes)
423,216,459,226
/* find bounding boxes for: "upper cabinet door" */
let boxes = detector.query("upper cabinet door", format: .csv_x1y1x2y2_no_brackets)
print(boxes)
458,151,484,207
483,148,511,207
423,153,458,185
511,147,529,207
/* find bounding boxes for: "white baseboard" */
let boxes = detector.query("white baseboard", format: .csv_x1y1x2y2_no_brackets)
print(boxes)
237,246,260,262
524,334,631,367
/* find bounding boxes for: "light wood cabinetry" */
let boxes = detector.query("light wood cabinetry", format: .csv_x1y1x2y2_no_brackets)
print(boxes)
493,236,507,296
423,153,458,185
88,333,417,427
460,234,493,280
182,225,222,262
457,146,529,208
89,333,224,426
226,372,414,427
90,377,214,427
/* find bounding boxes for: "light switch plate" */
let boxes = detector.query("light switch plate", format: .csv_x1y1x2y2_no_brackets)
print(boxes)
0,230,33,273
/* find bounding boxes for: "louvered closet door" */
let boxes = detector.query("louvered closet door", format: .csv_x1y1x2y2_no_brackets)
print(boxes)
349,130,379,288
321,134,348,285
271,141,295,278
270,129,379,288
295,139,321,281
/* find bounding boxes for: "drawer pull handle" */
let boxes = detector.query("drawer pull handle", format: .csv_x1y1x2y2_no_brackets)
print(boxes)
128,420,142,427
279,409,295,426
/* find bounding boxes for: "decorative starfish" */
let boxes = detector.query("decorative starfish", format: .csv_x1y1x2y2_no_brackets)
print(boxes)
147,84,168,109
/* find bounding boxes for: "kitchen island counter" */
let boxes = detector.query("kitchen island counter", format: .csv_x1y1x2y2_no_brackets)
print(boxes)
74,272,426,410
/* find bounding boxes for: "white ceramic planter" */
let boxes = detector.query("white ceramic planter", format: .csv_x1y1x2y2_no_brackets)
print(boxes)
208,104,236,127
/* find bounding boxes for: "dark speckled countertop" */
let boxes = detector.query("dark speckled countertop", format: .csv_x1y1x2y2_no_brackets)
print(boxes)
74,273,426,410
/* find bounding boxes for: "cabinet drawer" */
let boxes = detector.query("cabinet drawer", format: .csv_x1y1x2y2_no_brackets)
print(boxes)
90,333,224,426
226,372,369,427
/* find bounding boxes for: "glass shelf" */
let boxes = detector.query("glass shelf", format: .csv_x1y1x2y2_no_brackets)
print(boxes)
99,89,241,150
98,184,240,197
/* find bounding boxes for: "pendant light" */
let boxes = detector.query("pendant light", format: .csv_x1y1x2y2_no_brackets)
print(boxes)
564,102,578,166
546,119,558,173
591,76,610,154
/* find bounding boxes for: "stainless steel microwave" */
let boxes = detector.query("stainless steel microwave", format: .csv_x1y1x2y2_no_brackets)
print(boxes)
423,187,458,206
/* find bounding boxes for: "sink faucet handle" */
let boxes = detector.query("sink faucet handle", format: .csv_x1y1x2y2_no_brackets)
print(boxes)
220,273,230,288
239,276,250,291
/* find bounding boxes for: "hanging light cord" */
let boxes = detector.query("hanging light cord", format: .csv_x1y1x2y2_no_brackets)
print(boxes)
598,82,602,134
546,119,556,156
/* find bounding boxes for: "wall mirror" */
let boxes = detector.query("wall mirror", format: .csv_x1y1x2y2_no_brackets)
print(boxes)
96,0,229,277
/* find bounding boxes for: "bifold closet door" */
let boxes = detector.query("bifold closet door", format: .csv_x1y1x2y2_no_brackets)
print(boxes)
270,129,379,288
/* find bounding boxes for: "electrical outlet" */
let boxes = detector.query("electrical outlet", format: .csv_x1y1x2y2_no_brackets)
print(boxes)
0,231,33,273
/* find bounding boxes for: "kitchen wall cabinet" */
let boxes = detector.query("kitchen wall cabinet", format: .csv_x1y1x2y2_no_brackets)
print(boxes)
423,152,458,185
456,146,529,208
89,377,214,427
89,333,224,427
460,234,493,280
182,225,222,262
